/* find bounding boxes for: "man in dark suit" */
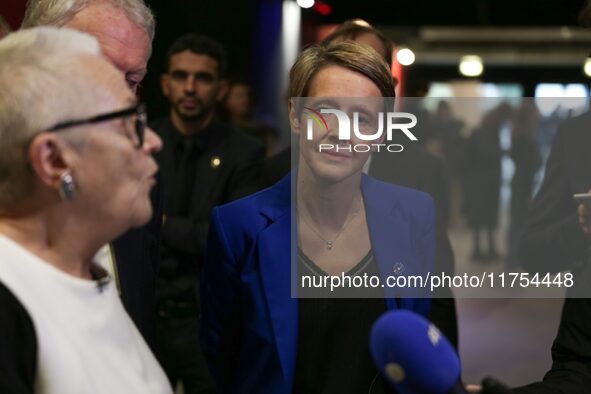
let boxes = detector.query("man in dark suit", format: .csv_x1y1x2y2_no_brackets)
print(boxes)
510,111,591,393
22,0,161,350
150,34,264,393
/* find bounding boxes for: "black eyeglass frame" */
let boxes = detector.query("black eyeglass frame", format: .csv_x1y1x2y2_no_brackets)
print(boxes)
47,104,147,148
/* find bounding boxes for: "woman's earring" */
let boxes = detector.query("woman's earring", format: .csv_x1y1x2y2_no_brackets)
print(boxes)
59,171,76,201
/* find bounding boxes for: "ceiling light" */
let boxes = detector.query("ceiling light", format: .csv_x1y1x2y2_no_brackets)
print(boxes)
396,48,415,66
459,55,483,77
297,0,315,9
584,58,591,77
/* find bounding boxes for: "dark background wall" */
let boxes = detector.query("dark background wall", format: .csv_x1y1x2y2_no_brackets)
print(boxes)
1,0,590,119
0,0,277,122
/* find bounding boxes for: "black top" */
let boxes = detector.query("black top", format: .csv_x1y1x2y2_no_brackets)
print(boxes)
0,282,36,394
151,117,264,306
168,119,226,216
153,119,234,300
293,251,393,394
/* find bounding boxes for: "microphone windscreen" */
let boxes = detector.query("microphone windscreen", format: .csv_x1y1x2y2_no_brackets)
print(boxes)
370,310,461,394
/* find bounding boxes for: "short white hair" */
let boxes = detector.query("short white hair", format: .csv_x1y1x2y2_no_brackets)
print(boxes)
22,0,155,41
0,27,117,205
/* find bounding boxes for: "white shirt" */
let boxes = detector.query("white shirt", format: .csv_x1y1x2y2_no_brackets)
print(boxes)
0,235,172,394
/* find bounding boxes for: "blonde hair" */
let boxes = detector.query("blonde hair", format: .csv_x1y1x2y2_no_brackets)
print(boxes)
289,41,396,100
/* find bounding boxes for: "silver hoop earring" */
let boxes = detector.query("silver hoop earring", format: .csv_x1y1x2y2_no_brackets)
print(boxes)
59,171,76,201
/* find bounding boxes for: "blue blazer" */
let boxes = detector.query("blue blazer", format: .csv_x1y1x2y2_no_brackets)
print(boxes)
200,172,435,393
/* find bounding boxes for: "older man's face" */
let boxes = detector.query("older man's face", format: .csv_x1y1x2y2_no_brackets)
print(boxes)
70,57,162,229
65,1,151,93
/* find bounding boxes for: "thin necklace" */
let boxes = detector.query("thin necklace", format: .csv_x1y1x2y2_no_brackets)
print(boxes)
298,198,361,250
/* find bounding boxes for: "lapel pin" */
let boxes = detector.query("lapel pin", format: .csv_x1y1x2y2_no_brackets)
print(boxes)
210,156,221,169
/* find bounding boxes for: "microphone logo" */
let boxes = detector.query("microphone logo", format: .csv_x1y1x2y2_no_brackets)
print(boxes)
428,324,441,346
385,363,406,383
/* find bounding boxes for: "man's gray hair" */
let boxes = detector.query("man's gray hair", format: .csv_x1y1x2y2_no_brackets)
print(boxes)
0,27,116,206
22,0,155,41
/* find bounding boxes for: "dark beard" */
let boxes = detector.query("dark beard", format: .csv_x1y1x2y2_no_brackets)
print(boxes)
174,99,214,122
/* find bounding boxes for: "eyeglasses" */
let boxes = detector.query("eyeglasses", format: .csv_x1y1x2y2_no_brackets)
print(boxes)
47,104,147,149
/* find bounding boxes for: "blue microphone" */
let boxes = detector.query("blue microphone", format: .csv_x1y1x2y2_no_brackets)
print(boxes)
370,310,466,394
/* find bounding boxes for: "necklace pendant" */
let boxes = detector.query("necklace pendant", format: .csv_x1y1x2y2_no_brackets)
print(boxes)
326,241,333,250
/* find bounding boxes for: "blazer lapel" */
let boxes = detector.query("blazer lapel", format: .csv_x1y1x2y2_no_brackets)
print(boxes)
257,173,299,385
256,173,428,382
362,175,406,310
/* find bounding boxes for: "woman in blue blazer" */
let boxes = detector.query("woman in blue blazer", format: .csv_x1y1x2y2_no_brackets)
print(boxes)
201,41,435,394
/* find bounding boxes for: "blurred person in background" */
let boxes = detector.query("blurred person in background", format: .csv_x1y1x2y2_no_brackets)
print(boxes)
22,0,162,350
507,102,541,268
435,100,465,175
220,78,278,156
464,102,512,262
0,27,170,394
322,19,394,64
434,100,466,229
435,100,464,167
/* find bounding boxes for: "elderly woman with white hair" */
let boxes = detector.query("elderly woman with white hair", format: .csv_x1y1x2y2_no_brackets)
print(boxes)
0,27,172,393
